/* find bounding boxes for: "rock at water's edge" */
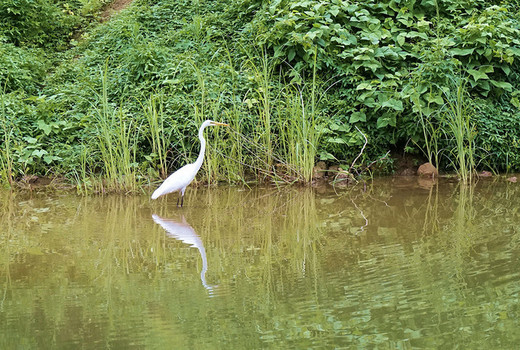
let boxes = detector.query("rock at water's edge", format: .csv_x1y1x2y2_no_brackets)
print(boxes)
313,161,327,179
417,162,438,177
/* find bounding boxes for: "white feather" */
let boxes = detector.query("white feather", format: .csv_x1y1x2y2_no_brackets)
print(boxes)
151,163,198,199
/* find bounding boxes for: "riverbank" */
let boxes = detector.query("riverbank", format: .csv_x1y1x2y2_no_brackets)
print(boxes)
1,1,519,189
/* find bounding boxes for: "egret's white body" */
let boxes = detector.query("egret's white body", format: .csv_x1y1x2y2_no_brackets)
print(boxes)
151,120,228,205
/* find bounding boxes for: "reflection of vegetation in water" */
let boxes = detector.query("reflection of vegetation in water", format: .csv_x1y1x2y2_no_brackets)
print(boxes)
0,189,326,347
0,183,520,348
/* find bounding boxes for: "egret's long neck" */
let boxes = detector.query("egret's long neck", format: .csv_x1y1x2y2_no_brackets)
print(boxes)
194,124,207,170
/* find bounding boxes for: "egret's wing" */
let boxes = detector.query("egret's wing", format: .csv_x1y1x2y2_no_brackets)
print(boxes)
151,163,197,199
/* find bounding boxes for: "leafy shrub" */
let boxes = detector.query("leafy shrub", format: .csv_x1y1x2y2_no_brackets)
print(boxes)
474,100,520,172
0,0,77,48
0,42,48,94
2,0,520,187
0,0,110,49
248,0,520,164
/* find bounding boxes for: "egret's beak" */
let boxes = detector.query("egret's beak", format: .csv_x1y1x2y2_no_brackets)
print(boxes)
211,121,229,127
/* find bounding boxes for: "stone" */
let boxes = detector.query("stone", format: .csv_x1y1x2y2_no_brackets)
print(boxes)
479,171,493,177
507,176,517,183
312,161,327,179
417,162,438,177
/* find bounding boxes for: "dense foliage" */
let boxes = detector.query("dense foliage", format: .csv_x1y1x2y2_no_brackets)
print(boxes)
1,0,519,189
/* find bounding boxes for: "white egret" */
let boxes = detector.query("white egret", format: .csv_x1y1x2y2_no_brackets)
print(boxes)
151,120,229,206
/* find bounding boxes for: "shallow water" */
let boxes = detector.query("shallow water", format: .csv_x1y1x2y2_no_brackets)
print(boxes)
0,177,519,349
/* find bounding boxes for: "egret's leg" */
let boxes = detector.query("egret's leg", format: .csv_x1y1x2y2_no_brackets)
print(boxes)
179,187,186,208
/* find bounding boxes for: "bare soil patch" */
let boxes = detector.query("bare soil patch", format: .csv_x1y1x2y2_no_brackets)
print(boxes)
101,0,134,21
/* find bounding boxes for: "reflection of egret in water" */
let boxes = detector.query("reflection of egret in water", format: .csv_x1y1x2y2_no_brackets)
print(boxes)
152,214,216,294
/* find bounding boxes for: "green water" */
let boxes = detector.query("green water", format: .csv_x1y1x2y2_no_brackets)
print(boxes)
0,178,519,349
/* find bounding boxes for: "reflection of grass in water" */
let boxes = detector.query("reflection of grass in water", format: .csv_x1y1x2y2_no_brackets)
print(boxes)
166,187,323,298
3,185,520,347
0,190,328,347
0,192,15,310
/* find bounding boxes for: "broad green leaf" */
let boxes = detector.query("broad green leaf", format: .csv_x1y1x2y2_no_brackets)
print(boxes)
327,137,347,144
329,6,339,17
450,48,475,56
397,34,405,46
363,61,382,71
468,69,489,81
37,120,52,135
32,149,48,158
288,48,296,61
319,151,336,161
480,65,494,73
490,80,513,92
356,82,372,90
381,99,403,111
500,64,511,76
44,155,61,164
406,31,427,40
425,94,444,105
24,137,38,144
350,111,366,123
376,116,390,128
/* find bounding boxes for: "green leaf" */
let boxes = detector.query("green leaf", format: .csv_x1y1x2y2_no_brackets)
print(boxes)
329,6,339,17
44,155,61,164
327,137,347,144
500,64,511,76
406,31,427,40
350,111,366,123
380,99,403,111
425,94,444,105
376,115,396,128
397,34,405,46
37,120,52,135
319,151,336,161
356,82,373,90
467,69,489,81
451,48,475,56
24,137,38,144
288,48,296,61
490,80,513,92
377,116,389,128
329,123,349,132
32,149,48,158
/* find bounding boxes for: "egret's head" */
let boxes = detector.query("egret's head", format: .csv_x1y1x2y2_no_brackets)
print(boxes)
202,120,229,128
208,120,229,127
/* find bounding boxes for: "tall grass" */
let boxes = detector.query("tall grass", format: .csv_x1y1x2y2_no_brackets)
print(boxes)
442,78,476,184
245,47,278,175
277,49,322,183
90,61,140,193
70,144,90,195
142,93,169,179
71,50,326,192
278,84,321,182
413,91,441,170
225,45,324,184
0,83,14,187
